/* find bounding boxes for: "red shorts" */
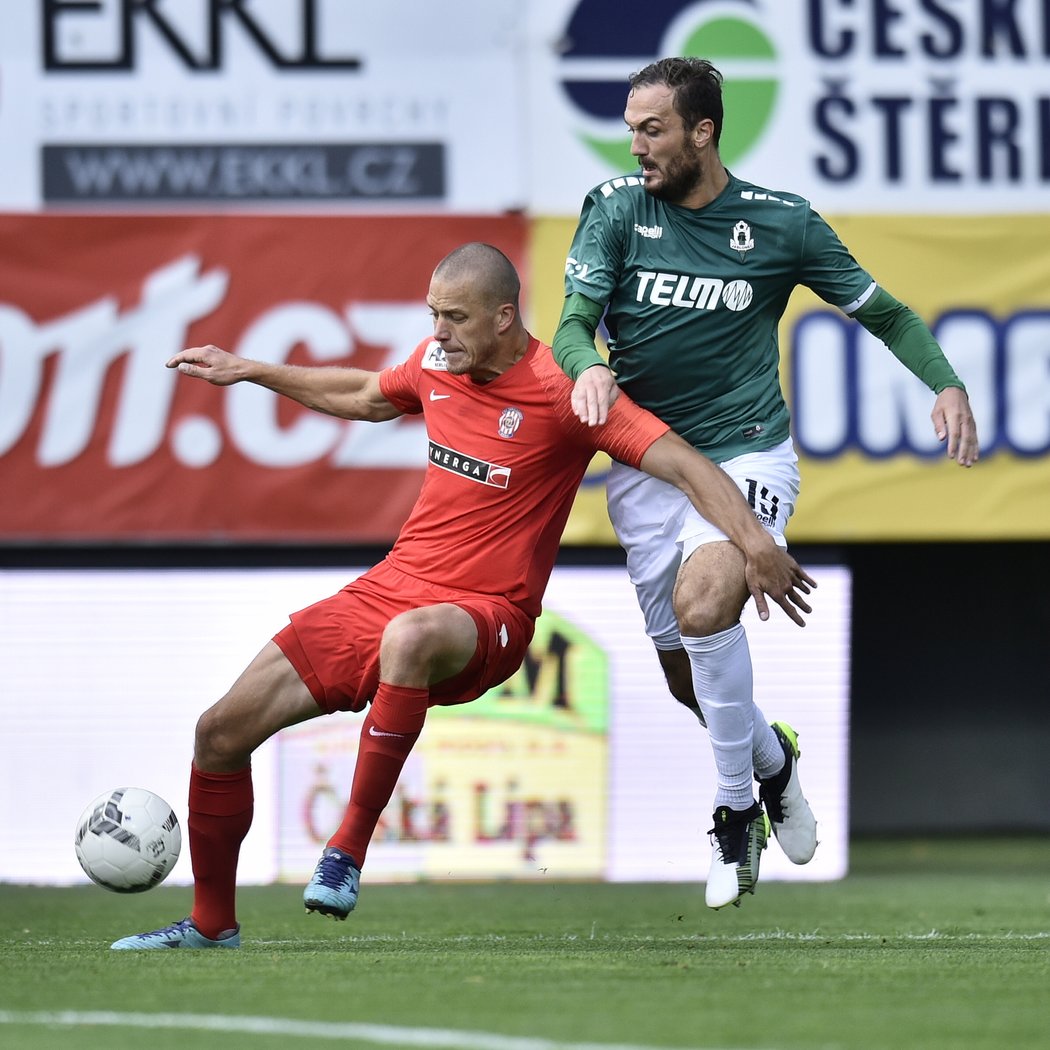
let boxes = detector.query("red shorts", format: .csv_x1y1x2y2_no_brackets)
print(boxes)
273,560,535,715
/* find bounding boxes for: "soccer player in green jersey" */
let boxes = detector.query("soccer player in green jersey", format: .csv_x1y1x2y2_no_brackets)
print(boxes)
552,57,979,910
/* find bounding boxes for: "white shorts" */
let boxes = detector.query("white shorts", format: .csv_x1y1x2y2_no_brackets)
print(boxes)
607,437,800,649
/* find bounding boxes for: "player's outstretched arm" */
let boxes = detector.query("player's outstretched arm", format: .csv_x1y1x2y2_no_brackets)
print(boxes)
167,345,401,422
932,386,979,467
639,430,815,626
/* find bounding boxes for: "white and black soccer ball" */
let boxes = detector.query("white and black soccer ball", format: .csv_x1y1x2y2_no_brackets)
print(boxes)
74,787,182,893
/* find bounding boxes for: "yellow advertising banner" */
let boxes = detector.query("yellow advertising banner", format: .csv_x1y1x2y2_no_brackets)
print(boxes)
529,215,1050,542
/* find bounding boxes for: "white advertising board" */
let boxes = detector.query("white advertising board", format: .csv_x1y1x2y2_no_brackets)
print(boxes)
2,2,1046,214
0,563,850,887
0,0,528,211
526,0,1050,214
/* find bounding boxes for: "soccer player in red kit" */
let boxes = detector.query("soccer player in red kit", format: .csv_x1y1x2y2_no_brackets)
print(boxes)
111,242,813,949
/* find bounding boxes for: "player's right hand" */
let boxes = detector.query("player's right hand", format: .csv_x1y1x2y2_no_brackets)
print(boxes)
571,364,619,426
166,345,246,386
745,547,816,628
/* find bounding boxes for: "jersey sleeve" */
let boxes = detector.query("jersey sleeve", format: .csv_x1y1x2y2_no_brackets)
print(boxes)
596,392,671,466
532,340,668,465
378,339,429,414
563,188,627,306
855,288,965,393
551,292,608,381
798,208,878,314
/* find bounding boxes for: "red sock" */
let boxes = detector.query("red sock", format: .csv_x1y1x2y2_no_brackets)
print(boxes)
328,683,429,867
187,764,253,939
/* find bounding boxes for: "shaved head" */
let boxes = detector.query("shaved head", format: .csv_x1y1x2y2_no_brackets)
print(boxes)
433,242,520,312
426,242,527,382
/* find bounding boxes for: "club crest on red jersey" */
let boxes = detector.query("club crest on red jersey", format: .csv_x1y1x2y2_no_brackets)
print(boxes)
498,407,523,438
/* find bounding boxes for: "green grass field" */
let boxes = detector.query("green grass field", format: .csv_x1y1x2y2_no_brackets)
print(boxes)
2,837,1048,1050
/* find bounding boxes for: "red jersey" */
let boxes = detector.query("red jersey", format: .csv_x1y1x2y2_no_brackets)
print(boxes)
378,335,668,618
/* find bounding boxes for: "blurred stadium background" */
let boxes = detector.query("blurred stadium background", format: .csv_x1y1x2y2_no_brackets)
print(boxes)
2,1,1048,891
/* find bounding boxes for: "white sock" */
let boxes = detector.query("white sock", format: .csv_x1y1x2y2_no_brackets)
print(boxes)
681,624,756,812
751,711,785,781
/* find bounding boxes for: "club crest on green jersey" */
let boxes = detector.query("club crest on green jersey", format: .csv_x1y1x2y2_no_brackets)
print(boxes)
730,221,755,261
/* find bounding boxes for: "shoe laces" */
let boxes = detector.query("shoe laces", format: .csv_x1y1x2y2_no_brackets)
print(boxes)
710,828,744,864
708,809,749,864
759,751,793,822
140,918,194,939
314,849,355,889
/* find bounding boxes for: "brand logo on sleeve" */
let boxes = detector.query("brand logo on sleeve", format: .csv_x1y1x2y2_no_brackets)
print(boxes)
422,342,449,370
634,222,664,239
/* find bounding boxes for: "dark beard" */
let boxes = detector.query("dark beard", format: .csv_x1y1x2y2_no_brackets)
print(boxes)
644,149,704,205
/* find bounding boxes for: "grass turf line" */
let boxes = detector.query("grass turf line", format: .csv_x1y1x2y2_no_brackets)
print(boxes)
1,837,1048,1050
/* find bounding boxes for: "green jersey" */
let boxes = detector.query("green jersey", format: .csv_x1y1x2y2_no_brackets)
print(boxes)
561,171,876,462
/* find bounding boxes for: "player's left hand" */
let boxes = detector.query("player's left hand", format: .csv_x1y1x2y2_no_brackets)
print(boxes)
166,345,246,386
932,386,979,467
745,548,816,627
571,365,619,426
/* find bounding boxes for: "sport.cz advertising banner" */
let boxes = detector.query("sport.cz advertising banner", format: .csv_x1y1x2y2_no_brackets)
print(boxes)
0,213,526,541
3,2,1049,543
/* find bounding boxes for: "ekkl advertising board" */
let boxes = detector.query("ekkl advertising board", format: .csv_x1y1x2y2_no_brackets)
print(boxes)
0,0,527,212
0,213,526,541
3,2,1048,216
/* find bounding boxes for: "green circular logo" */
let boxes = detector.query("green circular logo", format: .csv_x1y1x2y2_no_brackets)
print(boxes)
566,10,780,172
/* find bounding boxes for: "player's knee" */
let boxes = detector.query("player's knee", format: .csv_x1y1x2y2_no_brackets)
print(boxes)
381,612,435,662
379,610,454,683
193,704,245,769
674,595,740,636
674,545,748,635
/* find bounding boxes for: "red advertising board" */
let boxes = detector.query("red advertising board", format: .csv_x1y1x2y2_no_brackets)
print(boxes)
0,213,526,541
